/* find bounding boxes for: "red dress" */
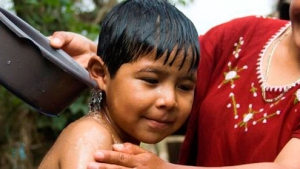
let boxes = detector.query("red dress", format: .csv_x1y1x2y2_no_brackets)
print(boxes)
179,16,300,166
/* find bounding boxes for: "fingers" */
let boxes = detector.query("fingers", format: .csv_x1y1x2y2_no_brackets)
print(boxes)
50,31,96,56
88,162,133,169
92,143,152,168
48,31,97,68
113,143,149,155
49,31,74,48
93,150,139,168
49,31,87,50
92,144,169,169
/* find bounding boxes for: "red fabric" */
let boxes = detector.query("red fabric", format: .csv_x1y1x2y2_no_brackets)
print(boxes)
179,16,300,166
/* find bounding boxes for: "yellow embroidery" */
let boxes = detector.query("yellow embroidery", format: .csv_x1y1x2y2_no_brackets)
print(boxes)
250,83,258,97
252,110,280,125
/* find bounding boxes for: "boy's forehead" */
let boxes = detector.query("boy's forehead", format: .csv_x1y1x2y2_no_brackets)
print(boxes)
139,47,194,68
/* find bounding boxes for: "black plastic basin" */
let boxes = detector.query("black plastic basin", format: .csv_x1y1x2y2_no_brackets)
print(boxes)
0,7,97,116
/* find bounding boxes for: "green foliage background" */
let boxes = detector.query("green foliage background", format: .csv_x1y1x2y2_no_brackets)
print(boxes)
0,0,192,168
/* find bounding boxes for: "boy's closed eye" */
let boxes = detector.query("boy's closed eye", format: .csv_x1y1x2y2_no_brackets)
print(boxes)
140,77,195,92
141,77,159,84
178,84,195,91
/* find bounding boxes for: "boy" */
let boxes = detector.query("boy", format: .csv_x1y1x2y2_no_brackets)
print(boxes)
39,0,199,168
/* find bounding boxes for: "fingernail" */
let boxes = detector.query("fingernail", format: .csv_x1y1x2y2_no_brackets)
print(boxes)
88,162,98,169
95,152,104,158
52,37,61,45
113,143,124,150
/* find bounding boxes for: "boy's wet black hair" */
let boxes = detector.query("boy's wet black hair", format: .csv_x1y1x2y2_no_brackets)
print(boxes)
97,0,200,77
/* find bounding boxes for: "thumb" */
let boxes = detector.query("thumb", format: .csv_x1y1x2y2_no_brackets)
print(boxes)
49,33,64,48
49,31,74,48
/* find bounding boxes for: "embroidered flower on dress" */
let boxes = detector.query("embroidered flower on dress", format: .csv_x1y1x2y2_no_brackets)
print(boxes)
294,89,300,104
234,104,259,132
218,63,247,89
222,32,288,132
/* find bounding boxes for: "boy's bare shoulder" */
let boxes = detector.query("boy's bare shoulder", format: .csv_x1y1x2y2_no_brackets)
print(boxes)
58,115,114,149
39,115,114,168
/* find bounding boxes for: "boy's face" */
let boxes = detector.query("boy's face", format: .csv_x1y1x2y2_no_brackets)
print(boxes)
103,50,197,144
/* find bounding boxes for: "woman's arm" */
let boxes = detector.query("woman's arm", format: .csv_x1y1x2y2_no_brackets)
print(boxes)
87,138,300,169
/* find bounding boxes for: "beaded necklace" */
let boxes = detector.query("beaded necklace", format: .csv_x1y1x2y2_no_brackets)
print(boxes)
262,28,291,103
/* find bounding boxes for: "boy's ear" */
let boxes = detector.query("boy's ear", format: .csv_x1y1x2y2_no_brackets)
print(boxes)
87,56,108,90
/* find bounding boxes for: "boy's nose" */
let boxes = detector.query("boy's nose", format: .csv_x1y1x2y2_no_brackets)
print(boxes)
156,88,177,109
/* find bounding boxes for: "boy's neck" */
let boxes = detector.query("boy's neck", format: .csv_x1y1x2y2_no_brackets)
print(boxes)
90,108,140,145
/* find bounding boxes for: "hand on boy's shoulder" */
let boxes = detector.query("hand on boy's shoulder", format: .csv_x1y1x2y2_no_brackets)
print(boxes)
39,116,114,169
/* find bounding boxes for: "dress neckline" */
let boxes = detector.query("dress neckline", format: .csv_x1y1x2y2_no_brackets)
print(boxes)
256,22,298,92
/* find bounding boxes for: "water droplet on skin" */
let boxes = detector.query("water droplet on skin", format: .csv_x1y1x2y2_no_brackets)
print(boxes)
7,60,11,65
